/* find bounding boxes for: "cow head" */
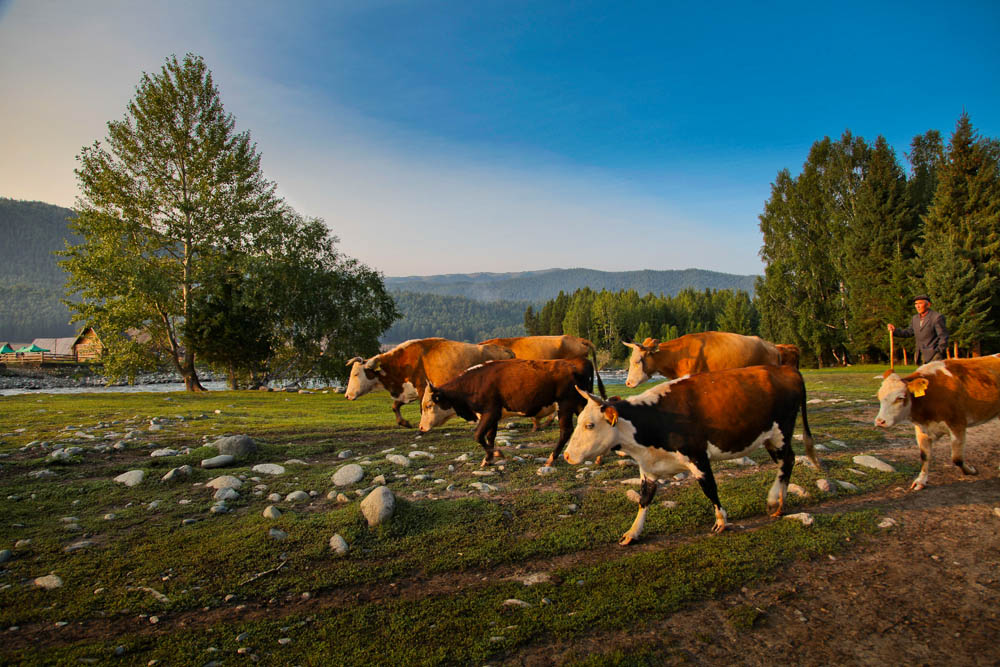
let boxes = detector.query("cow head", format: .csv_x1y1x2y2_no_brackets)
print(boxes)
418,383,457,432
564,387,627,464
623,338,659,388
344,355,384,400
874,370,928,427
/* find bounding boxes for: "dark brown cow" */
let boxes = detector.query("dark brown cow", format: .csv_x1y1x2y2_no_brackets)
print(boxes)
623,331,792,388
345,338,514,428
419,358,606,467
875,356,1000,490
564,365,819,541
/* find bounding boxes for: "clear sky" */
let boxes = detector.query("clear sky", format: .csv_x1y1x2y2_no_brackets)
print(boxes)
1,1,997,277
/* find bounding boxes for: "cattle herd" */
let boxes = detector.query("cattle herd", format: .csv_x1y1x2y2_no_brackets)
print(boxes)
345,332,1000,544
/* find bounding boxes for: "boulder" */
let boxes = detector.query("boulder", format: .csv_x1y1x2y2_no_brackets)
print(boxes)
114,470,145,487
211,435,257,458
162,465,193,482
332,464,364,487
329,534,349,555
360,486,395,527
852,455,896,473
205,475,243,490
252,463,285,476
201,454,236,469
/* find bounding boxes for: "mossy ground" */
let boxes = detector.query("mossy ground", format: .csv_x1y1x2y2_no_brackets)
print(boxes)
0,369,921,664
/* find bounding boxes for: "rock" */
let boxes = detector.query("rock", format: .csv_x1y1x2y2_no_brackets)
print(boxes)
252,463,285,476
201,454,236,469
161,465,193,482
28,469,57,479
267,493,282,502
150,448,179,458
372,474,386,486
214,487,240,501
660,500,678,509
878,517,897,528
206,475,243,490
0,549,11,563
626,489,641,504
522,572,550,586
336,493,350,503
787,483,808,497
64,540,95,553
360,486,395,527
730,456,756,466
114,470,145,487
472,470,495,477
816,479,833,493
454,453,470,462
211,435,257,458
470,482,497,493
284,459,308,466
329,534,349,555
337,450,354,459
852,455,896,473
784,512,814,526
269,528,287,541
536,466,556,476
34,575,63,589
836,480,859,491
332,464,364,487
285,490,310,503
408,450,433,459
262,505,281,519
386,454,411,467
503,599,532,608
210,502,229,514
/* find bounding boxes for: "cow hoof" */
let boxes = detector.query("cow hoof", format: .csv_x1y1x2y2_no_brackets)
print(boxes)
962,464,978,476
619,534,637,546
544,454,555,467
711,522,728,534
493,449,506,460
909,480,925,491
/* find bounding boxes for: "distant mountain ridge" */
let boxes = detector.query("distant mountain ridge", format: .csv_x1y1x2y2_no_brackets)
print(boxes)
386,268,758,303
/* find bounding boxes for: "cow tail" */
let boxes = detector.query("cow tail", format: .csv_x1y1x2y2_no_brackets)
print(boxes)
590,347,607,399
799,377,820,469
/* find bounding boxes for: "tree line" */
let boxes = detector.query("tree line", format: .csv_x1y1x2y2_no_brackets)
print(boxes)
384,292,528,343
757,113,999,366
525,287,758,363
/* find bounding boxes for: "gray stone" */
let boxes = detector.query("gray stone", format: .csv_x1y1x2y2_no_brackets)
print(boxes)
28,469,57,479
360,486,395,527
0,549,11,563
114,470,145,487
214,487,240,501
787,483,809,497
816,479,833,493
34,575,63,589
503,599,532,608
150,448,179,458
329,534,349,555
161,465,193,482
252,463,285,476
836,480,859,491
205,475,243,490
536,466,556,476
284,458,308,465
783,512,814,526
209,502,229,514
470,482,497,493
201,454,236,469
268,528,287,541
211,435,257,458
64,540,95,553
262,505,281,519
386,454,411,467
337,450,354,459
332,464,364,487
372,474,386,486
852,455,896,473
267,493,282,502
408,450,433,459
285,490,310,503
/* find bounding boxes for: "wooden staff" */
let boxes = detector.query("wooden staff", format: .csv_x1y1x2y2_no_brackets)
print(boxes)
889,327,895,370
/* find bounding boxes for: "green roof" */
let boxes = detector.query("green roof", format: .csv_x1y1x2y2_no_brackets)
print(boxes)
16,343,49,353
0,344,14,354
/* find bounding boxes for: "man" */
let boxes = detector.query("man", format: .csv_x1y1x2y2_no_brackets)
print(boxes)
888,295,948,364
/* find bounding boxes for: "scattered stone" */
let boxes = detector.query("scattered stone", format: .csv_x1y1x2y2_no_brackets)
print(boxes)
278,638,292,646
262,505,281,519
332,464,364,487
211,435,257,458
209,502,229,514
360,486,395,527
206,475,243,490
503,599,531,608
852,455,896,473
626,489,641,504
878,517,897,528
214,487,240,501
64,540,95,553
386,454,411,467
285,490,310,503
408,450,433,459
161,465,193,482
730,457,756,466
836,480,859,491
830,439,847,448
784,512,814,526
337,450,354,459
267,493,282,502
150,448,179,458
201,454,236,469
252,463,285,476
472,469,496,477
536,466,557,476
787,484,808,497
846,468,867,476
34,575,63,590
813,444,830,452
336,493,350,503
15,539,31,548
284,459,308,466
114,470,145,487
372,474,386,485
470,482,497,493
329,534,349,555
28,469,57,479
816,479,833,493
454,453,470,462
522,572,550,586
0,549,11,563
661,500,678,509
104,513,116,520
269,528,287,541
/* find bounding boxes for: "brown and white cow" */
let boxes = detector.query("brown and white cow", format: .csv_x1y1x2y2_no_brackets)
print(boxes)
564,365,819,542
479,335,596,430
345,338,514,428
623,332,793,388
875,356,1000,491
419,357,606,467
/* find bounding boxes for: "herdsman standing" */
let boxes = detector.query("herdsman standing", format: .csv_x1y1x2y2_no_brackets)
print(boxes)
887,295,949,363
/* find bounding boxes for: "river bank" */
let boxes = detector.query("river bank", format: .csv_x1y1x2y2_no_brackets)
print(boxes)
0,366,226,395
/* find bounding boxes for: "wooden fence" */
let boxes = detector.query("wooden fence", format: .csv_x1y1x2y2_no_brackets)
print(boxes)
0,352,80,364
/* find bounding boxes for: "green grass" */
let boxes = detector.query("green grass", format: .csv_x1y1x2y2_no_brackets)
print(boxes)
0,372,912,664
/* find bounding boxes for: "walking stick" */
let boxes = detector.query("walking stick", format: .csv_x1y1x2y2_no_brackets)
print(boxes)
889,328,894,371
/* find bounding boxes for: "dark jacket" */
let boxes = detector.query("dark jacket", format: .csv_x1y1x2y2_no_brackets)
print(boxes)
895,309,948,364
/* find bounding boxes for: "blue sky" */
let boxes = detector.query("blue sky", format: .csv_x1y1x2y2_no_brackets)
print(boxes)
1,0,998,276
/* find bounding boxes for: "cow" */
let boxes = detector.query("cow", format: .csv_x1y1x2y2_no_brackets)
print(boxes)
874,356,1000,491
622,332,794,388
419,357,606,467
344,338,514,428
563,365,819,542
479,335,597,430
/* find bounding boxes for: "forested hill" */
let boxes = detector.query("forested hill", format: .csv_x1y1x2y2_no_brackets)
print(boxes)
386,268,758,302
0,198,78,340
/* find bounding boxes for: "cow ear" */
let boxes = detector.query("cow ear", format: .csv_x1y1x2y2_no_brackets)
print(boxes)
641,337,656,349
907,377,929,398
882,368,895,378
603,405,618,426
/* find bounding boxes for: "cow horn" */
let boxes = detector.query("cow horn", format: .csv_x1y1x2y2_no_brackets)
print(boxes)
345,356,364,366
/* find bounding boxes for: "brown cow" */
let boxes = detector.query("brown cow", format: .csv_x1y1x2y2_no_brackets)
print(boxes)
419,357,606,467
564,365,819,541
875,356,1000,490
623,332,791,388
479,335,597,430
345,338,514,428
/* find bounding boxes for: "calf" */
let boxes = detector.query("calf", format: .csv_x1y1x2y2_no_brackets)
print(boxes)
875,356,1000,490
564,365,818,542
419,358,606,467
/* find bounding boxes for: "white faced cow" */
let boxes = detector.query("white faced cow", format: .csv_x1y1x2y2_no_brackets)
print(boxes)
875,356,1000,490
564,365,819,543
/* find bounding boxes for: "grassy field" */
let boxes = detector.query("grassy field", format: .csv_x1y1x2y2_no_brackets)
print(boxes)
0,367,918,665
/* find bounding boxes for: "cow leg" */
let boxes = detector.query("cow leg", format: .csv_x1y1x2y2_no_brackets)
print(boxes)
947,425,977,476
767,442,796,518
475,411,502,467
910,425,934,491
621,475,659,546
392,400,413,429
692,454,728,533
545,408,576,466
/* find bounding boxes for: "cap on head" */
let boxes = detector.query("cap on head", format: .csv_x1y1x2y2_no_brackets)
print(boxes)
913,294,931,304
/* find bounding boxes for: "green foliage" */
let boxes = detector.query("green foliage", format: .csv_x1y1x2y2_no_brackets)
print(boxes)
384,291,527,342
